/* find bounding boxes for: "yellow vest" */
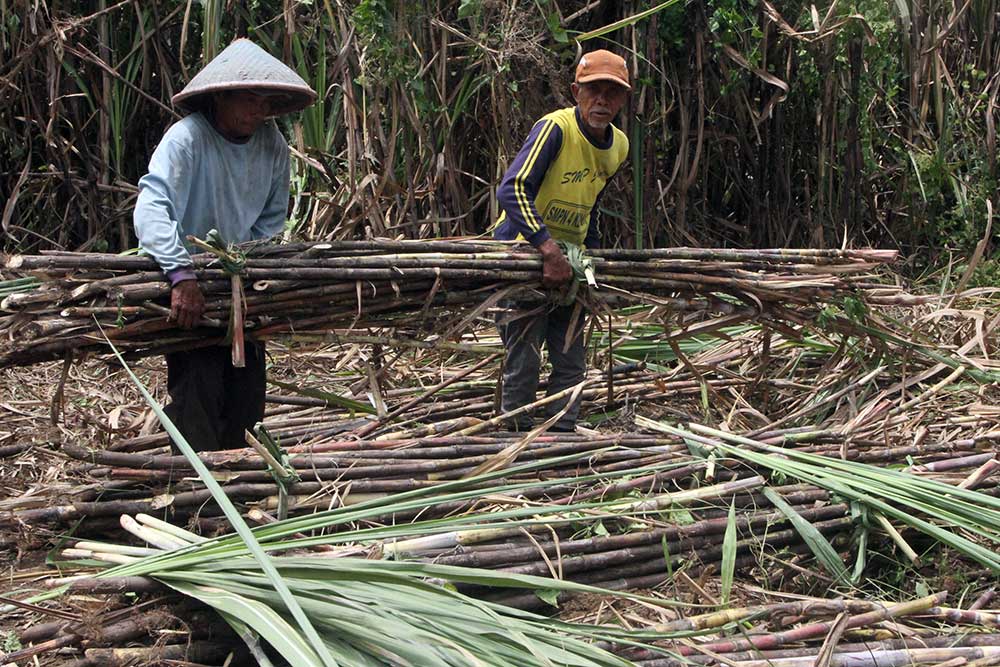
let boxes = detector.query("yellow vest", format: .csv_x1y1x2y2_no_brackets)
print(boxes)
496,107,628,247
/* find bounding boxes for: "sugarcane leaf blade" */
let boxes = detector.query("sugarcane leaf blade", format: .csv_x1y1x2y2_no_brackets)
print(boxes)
269,378,376,414
720,500,737,605
164,579,323,667
763,486,849,583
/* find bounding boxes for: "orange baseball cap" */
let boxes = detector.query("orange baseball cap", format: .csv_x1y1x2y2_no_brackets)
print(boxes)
575,50,631,90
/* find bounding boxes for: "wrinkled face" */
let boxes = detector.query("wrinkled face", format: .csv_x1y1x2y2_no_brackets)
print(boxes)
571,80,629,139
212,90,279,141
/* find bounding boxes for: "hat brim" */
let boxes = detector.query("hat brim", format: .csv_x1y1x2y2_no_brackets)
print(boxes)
172,83,317,115
576,73,632,90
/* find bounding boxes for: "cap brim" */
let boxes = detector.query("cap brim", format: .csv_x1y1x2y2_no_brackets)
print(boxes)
576,73,631,90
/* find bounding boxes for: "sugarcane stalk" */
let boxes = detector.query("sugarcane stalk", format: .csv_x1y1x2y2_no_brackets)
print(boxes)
41,575,166,594
634,634,1000,666
83,641,240,667
386,476,767,558
873,512,921,565
71,540,162,557
910,453,997,473
726,646,1000,667
687,593,946,656
352,351,502,437
959,458,1000,489
490,541,818,611
436,504,848,570
134,512,205,544
921,606,1000,627
0,611,174,665
970,588,997,611
491,517,852,582
119,514,191,550
0,441,30,458
649,598,879,633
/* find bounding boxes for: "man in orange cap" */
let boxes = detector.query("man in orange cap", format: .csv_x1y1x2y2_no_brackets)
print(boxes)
492,49,630,432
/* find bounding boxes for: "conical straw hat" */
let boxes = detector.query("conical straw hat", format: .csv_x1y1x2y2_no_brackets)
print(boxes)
172,39,317,114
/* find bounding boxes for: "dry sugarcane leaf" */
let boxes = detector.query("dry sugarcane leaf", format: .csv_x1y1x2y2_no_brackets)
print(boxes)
947,200,993,310
1,148,30,236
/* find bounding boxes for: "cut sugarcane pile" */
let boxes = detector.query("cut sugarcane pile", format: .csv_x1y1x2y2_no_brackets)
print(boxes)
3,307,1000,666
16,490,1000,666
0,239,909,367
19,421,1000,667
4,318,998,578
8,424,997,597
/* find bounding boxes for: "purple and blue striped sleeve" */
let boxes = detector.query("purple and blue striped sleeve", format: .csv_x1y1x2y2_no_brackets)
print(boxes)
496,119,563,247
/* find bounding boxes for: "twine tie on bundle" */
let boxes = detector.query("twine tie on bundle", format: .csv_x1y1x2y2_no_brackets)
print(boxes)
552,240,597,306
187,230,248,367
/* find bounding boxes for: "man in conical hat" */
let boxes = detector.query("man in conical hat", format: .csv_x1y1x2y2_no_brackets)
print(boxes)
133,39,316,451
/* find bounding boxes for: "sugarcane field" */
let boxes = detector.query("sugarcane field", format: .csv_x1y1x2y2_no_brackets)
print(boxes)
2,2,1000,667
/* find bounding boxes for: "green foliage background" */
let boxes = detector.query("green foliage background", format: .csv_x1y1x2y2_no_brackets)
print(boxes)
0,0,997,274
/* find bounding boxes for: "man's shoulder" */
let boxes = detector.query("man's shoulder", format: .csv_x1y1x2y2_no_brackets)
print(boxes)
610,123,628,149
250,120,288,158
538,107,576,128
263,120,289,150
158,113,212,151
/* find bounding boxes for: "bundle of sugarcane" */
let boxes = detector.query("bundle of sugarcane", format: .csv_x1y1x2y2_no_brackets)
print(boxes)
7,350,999,663
623,592,1000,667
9,325,997,536
20,456,767,666
33,515,666,667
67,425,1000,495
4,432,754,526
0,239,909,367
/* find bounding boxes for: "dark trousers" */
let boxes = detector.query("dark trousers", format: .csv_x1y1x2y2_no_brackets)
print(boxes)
164,341,267,452
496,302,587,431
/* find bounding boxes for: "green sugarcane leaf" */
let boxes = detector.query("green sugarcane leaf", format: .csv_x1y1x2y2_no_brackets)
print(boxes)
851,501,870,583
267,557,685,605
164,580,322,667
645,420,1000,573
269,378,376,414
852,526,869,583
662,535,674,580
167,566,636,666
535,588,561,608
667,507,696,525
683,437,712,460
763,486,849,583
720,500,737,606
575,0,684,41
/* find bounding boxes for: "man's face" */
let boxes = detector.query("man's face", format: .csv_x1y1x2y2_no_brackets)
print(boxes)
572,80,629,137
213,90,280,141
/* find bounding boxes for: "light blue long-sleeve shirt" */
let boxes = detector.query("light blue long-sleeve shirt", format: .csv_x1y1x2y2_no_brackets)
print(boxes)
133,112,290,281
